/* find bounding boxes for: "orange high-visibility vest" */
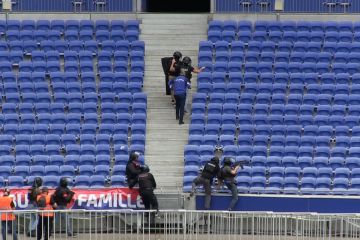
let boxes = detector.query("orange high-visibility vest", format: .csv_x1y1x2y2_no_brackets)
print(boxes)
37,195,54,217
0,196,15,221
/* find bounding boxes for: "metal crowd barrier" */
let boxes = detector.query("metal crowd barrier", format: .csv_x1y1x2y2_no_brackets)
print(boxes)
1,210,360,239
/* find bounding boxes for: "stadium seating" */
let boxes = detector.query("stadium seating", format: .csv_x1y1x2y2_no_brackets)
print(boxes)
186,20,360,195
0,20,145,188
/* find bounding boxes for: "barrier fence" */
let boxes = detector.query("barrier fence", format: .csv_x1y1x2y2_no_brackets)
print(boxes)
1,209,360,239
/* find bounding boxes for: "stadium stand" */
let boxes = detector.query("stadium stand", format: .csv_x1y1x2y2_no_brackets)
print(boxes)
185,20,360,195
0,19,145,188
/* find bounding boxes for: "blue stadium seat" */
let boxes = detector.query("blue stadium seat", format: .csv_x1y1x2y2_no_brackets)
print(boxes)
249,176,266,194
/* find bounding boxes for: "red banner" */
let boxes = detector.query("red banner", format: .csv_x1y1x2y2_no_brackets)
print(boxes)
4,188,144,210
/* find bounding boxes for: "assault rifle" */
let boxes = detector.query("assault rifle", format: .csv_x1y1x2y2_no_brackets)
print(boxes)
232,160,250,169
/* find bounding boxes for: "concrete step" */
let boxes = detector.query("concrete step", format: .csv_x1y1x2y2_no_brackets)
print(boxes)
146,124,189,133
145,50,199,56
141,34,207,40
147,161,184,166
145,57,198,64
143,38,204,45
141,24,208,29
141,17,208,23
141,28,207,35
145,45,199,51
141,13,208,190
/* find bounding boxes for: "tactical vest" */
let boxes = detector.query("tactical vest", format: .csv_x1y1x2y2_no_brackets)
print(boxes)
201,162,217,179
37,195,54,217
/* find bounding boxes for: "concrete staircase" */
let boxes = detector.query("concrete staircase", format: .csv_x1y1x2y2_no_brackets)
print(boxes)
140,14,208,192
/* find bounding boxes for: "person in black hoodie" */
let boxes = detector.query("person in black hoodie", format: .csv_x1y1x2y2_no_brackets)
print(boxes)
138,164,158,224
54,178,75,237
126,151,142,188
138,164,158,212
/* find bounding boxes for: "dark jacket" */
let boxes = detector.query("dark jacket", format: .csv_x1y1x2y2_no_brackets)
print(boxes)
220,165,236,182
53,187,75,207
138,172,156,191
125,161,142,180
201,160,220,180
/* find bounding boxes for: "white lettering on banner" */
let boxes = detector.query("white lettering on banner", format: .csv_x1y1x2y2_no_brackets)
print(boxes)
87,194,98,207
128,194,136,208
16,194,27,208
98,194,112,208
118,194,127,208
6,189,144,209
137,195,145,208
113,192,118,207
77,194,88,206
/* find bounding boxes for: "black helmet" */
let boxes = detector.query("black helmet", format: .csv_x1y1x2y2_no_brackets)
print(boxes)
141,164,150,173
173,51,182,61
223,157,234,165
33,177,43,188
182,56,192,67
129,151,140,162
60,177,68,188
211,156,220,164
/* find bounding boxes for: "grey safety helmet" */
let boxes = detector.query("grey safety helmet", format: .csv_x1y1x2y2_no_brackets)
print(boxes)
182,56,192,67
223,157,234,166
33,177,43,188
214,145,224,159
129,151,140,162
173,51,182,61
141,164,150,173
60,177,68,188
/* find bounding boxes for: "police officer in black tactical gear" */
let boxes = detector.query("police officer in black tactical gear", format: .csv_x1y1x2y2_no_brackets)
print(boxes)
27,177,43,236
161,51,182,103
219,157,241,211
189,156,220,210
126,151,142,188
138,165,159,213
54,177,76,237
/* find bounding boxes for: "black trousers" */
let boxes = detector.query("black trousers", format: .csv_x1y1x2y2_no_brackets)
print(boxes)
165,75,171,95
37,216,53,240
191,176,212,209
140,190,159,224
140,190,158,211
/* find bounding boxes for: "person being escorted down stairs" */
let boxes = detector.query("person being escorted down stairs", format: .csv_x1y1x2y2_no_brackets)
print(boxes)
169,56,205,125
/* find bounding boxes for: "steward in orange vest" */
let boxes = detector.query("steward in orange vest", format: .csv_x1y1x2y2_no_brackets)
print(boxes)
36,187,57,240
0,188,18,240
